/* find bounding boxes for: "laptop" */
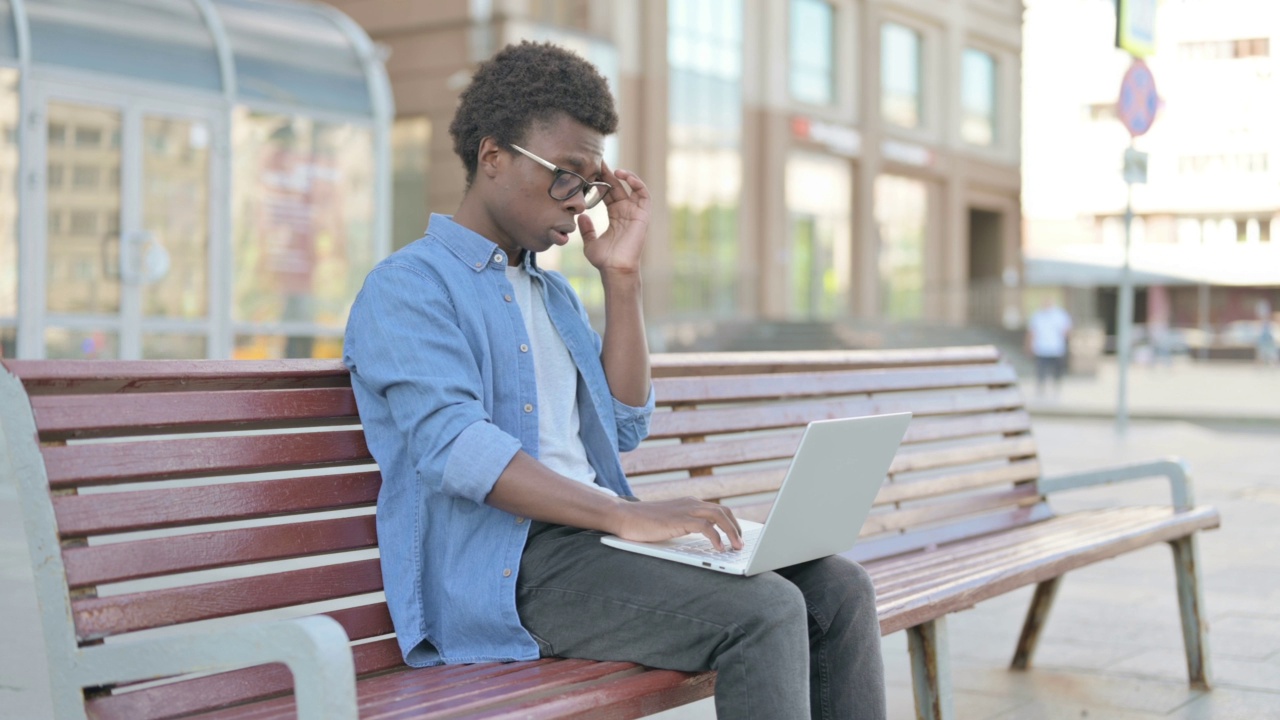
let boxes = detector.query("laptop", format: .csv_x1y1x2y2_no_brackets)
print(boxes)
601,412,912,576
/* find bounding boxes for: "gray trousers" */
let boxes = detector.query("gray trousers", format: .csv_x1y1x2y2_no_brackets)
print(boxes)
517,522,886,720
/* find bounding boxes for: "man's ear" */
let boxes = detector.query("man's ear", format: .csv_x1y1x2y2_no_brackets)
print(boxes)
476,137,505,181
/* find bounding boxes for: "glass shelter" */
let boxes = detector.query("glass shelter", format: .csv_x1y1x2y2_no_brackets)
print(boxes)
0,0,391,359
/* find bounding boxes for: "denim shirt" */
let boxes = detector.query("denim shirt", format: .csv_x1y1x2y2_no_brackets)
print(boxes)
343,214,654,667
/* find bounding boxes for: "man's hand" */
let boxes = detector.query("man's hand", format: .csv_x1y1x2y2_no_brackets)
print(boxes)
579,162,650,277
608,497,745,552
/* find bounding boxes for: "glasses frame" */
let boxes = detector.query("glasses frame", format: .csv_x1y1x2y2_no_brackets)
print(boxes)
510,144,612,209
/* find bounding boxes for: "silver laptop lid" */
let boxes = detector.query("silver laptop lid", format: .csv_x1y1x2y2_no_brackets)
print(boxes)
744,412,911,575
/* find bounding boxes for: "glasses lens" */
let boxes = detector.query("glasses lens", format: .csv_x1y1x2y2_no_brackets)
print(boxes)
549,172,583,200
583,185,606,209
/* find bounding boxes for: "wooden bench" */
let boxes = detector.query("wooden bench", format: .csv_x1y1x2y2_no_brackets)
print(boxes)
0,346,1219,720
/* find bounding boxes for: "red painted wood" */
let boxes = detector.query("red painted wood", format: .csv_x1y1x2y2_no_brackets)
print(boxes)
63,515,378,587
53,471,381,536
652,364,1017,405
43,430,371,488
3,359,350,395
650,346,1000,377
646,388,1024,440
72,559,384,641
87,637,405,720
30,388,358,440
471,667,716,720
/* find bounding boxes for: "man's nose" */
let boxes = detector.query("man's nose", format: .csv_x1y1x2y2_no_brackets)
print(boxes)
560,188,586,214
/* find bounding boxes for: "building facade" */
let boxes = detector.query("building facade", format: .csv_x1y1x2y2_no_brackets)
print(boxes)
325,0,1024,349
1023,0,1280,350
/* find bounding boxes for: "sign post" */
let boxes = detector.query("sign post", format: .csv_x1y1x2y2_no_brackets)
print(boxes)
1114,57,1159,435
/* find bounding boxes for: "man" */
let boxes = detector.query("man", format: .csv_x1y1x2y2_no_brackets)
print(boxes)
1026,297,1072,397
344,42,884,719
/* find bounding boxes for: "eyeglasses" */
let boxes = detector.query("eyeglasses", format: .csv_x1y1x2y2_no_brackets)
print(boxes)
510,144,612,209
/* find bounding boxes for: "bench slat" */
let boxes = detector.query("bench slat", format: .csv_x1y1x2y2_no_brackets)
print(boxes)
44,430,372,488
870,508,1148,593
461,666,716,720
876,460,1041,505
622,412,1031,478
646,388,1025,440
3,359,350,395
63,515,378,587
53,471,381,536
652,364,1017,405
31,388,359,440
650,346,1001,377
871,506,1221,635
847,503,1054,564
861,484,1042,536
88,639,414,720
632,451,1039,507
72,559,383,641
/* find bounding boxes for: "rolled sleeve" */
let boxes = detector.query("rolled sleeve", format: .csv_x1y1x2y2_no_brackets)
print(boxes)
612,384,655,452
440,420,522,504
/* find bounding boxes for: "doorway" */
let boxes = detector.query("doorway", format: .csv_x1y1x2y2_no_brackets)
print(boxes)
967,208,1003,325
24,83,224,359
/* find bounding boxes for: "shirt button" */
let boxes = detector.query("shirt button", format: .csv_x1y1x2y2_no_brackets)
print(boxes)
524,403,533,413
504,294,512,302
502,568,512,578
519,343,529,352
494,253,503,264
474,261,483,269
516,517,525,524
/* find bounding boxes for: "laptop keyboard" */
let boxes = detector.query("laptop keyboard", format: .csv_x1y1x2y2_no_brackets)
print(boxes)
666,526,763,563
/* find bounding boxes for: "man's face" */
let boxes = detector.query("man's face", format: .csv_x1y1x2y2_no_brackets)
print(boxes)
488,114,605,260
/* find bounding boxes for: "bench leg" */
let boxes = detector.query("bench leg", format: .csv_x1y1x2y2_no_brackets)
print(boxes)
907,617,955,720
1010,576,1062,670
1170,535,1212,690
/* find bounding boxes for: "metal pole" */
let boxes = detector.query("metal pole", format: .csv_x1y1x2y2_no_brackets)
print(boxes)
1115,141,1136,435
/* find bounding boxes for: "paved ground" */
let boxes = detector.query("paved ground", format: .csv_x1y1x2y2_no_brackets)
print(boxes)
3,361,1278,719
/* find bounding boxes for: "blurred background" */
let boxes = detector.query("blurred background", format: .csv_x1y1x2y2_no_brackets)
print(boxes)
0,0,1276,370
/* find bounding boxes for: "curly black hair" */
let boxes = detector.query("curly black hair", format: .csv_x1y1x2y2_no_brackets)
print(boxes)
450,41,618,187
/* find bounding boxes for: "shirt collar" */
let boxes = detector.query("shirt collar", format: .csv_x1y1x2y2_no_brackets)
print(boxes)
427,213,542,273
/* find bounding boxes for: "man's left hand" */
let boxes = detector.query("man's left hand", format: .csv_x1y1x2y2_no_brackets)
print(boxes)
579,162,650,277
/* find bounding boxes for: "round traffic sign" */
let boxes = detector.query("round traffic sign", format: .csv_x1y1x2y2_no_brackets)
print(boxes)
1117,59,1158,137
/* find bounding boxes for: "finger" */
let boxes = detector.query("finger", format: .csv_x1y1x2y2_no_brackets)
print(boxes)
577,213,597,244
614,167,650,204
697,520,724,552
714,507,743,550
599,160,631,205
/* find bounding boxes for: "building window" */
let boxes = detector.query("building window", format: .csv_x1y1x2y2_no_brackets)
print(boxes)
1178,153,1270,175
961,48,997,146
786,153,852,319
668,0,744,318
1178,37,1270,60
790,0,836,106
881,22,923,128
875,175,927,321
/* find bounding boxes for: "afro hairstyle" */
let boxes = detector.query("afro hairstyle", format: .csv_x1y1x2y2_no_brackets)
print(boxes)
449,41,618,187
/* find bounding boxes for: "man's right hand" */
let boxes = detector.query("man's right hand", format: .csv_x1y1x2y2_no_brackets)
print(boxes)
608,497,744,552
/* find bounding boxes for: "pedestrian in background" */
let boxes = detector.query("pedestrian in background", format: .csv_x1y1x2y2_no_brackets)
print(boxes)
1027,297,1073,398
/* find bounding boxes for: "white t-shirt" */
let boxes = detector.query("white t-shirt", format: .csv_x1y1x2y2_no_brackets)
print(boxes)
1028,306,1072,358
505,265,602,490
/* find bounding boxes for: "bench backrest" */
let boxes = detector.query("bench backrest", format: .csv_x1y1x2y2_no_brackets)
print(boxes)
0,346,1042,719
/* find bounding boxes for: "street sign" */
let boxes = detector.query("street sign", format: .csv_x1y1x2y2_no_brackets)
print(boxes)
1115,0,1157,58
1123,148,1148,184
1117,58,1158,137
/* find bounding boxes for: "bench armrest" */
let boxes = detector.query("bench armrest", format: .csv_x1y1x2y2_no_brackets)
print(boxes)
69,615,356,720
1036,458,1195,511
